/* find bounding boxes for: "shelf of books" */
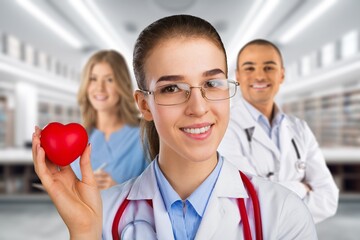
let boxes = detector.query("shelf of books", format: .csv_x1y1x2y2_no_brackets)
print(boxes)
283,88,360,194
0,102,81,198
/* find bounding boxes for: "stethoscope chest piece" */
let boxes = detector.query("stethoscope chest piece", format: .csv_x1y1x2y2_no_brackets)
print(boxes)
121,220,157,240
295,160,306,172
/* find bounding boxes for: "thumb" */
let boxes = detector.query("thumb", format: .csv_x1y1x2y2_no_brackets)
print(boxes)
80,143,96,185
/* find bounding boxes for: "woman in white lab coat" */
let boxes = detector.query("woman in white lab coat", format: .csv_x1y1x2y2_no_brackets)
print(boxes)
219,39,339,224
32,15,317,239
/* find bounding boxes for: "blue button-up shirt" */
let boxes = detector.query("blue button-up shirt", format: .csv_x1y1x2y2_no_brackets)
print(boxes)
154,155,223,240
243,99,285,150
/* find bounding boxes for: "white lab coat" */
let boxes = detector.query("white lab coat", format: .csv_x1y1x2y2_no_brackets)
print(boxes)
102,159,317,240
218,98,339,223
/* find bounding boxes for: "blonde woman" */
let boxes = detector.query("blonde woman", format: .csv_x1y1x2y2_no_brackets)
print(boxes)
71,50,148,190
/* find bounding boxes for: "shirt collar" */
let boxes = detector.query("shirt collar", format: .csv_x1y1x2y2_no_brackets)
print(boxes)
242,98,285,128
272,105,285,127
154,155,223,217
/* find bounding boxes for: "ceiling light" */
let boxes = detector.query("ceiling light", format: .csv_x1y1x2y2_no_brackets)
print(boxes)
16,0,83,49
228,0,280,73
68,0,130,57
279,0,337,44
69,0,133,79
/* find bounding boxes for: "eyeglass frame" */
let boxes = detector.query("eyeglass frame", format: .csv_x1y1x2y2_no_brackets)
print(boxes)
137,79,239,106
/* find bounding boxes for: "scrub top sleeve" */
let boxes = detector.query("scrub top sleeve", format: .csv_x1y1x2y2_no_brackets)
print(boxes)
277,192,318,240
70,157,82,180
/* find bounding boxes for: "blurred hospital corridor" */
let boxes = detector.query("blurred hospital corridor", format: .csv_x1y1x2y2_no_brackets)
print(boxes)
1,0,360,239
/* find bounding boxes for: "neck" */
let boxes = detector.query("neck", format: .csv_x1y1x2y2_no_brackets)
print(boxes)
252,102,275,123
158,151,218,200
96,112,123,140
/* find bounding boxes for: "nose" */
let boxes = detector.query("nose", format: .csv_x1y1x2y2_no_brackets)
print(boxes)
254,68,266,81
95,79,105,90
184,87,208,116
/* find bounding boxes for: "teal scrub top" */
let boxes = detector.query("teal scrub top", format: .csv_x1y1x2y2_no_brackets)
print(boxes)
71,125,149,184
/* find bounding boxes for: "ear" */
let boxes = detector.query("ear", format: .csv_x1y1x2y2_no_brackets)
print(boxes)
280,67,285,84
134,90,153,121
235,69,241,84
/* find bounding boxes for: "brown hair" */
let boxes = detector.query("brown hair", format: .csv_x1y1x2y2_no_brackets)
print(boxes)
133,15,227,160
78,50,140,131
236,39,284,68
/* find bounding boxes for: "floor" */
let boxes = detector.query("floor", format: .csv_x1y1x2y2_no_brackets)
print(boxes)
0,195,359,240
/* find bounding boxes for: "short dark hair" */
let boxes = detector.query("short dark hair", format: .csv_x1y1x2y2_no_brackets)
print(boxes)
236,39,283,68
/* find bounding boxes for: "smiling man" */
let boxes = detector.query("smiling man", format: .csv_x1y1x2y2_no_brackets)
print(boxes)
219,39,339,224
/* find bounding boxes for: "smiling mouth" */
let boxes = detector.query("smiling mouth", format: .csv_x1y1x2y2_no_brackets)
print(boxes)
182,125,211,134
251,83,270,89
94,95,108,100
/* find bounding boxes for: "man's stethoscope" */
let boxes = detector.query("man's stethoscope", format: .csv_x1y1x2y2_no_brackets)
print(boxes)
245,128,306,177
111,171,263,240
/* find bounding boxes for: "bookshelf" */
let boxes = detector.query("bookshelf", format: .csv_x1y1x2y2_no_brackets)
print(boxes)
0,101,80,198
283,88,360,194
0,100,81,197
0,96,6,148
283,89,360,148
0,149,43,197
0,31,83,198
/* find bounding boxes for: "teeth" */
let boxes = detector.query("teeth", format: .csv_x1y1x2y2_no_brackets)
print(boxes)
252,84,268,89
94,95,107,100
183,125,211,134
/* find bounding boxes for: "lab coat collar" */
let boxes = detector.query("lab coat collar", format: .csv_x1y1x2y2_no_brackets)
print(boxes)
127,161,175,240
233,98,257,130
127,157,248,200
236,98,280,157
127,158,250,240
194,159,249,240
214,157,249,198
127,161,158,200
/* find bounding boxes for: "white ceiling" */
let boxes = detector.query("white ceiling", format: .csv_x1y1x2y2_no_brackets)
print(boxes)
0,0,359,81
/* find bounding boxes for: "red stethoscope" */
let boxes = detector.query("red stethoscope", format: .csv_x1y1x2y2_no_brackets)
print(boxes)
112,171,263,240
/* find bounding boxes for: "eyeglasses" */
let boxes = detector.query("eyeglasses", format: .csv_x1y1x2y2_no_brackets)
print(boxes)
139,79,239,106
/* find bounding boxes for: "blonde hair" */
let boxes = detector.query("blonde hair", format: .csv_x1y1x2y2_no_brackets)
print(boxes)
78,50,140,130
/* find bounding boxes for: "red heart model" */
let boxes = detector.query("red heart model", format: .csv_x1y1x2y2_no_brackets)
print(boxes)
40,122,88,166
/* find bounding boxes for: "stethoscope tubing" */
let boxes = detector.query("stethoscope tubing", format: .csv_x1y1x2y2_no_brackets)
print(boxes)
245,128,304,176
245,128,301,160
111,171,263,240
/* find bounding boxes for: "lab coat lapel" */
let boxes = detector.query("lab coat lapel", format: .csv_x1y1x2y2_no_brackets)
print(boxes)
278,117,295,180
127,162,175,240
153,190,175,240
252,126,280,159
194,190,223,239
237,100,280,159
195,160,248,239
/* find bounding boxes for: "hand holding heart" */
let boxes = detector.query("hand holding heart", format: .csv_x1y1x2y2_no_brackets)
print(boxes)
40,122,88,166
32,125,102,238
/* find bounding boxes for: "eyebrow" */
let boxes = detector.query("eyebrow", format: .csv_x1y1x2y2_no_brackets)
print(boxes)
241,61,278,66
157,75,184,82
91,73,113,77
203,68,225,77
156,68,225,82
